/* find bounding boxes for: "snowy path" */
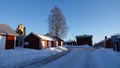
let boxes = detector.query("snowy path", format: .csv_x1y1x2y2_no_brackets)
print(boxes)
27,47,96,68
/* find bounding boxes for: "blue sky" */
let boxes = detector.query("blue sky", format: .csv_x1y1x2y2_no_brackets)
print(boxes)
0,0,120,43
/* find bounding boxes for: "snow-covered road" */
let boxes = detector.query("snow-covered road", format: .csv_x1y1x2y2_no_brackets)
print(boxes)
27,46,96,68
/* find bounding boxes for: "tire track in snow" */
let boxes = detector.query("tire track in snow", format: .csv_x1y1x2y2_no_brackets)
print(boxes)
23,50,71,68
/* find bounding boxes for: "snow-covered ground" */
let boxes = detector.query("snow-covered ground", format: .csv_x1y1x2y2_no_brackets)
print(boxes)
92,47,120,68
1,45,120,68
32,45,120,68
0,46,68,68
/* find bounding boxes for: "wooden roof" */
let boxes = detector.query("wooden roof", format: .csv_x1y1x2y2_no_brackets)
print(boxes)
76,35,93,38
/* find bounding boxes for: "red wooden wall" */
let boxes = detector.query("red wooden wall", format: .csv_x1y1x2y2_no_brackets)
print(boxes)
5,35,15,49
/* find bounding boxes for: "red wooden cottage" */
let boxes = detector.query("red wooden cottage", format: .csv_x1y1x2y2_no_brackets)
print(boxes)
24,32,57,50
76,35,93,46
96,38,112,48
0,24,18,49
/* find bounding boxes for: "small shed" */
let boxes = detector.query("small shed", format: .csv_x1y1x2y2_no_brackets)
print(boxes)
76,35,93,46
0,24,18,49
24,32,56,50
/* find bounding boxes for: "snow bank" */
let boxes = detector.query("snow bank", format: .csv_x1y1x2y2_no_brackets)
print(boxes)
50,46,68,53
0,46,68,68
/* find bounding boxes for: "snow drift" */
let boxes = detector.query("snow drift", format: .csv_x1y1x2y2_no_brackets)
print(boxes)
0,46,68,68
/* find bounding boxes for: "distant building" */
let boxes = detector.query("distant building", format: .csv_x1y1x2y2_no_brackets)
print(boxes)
0,24,18,49
65,39,76,45
95,36,112,48
76,35,93,46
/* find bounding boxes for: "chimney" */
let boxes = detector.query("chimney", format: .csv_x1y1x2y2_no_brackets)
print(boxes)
105,36,107,39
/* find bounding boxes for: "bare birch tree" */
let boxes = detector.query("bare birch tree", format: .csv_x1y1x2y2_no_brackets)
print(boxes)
48,6,68,39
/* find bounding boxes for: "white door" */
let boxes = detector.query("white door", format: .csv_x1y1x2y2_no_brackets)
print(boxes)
56,41,58,47
42,41,46,48
0,35,6,49
49,41,51,47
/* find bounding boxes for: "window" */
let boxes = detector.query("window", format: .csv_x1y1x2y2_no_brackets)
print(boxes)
24,42,29,45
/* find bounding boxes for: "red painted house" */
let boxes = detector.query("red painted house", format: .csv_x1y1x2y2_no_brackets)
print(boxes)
24,32,57,50
0,24,18,49
95,38,112,48
76,35,93,46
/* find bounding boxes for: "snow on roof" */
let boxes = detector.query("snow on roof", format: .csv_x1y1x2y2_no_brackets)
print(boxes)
0,24,18,36
31,32,56,41
76,35,93,38
37,34,55,41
